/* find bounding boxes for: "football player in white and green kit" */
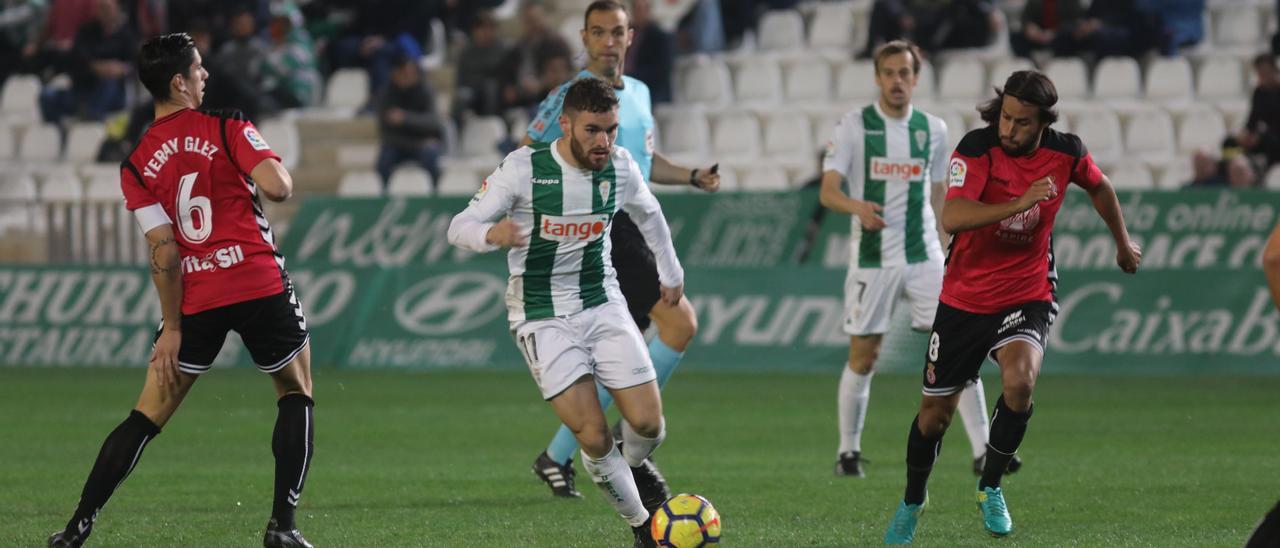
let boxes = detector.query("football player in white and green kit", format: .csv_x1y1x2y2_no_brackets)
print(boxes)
448,77,679,548
819,40,1019,478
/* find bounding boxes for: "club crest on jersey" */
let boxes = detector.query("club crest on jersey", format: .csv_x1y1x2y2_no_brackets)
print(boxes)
540,214,609,243
913,129,928,150
598,180,611,204
244,127,270,151
997,203,1041,243
949,158,967,187
870,157,925,182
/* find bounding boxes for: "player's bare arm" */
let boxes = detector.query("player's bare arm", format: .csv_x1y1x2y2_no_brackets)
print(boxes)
250,158,293,202
650,152,719,192
1084,174,1141,274
1262,221,1280,308
145,223,183,392
486,219,528,248
940,175,1055,234
820,170,885,230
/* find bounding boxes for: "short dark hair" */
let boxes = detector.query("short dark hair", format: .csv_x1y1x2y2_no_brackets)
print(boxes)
563,77,619,115
583,0,628,29
137,33,197,102
873,40,922,75
978,70,1059,127
1254,52,1277,70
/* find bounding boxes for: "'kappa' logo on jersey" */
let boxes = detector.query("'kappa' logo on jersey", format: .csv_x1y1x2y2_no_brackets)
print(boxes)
949,158,967,187
870,157,925,182
540,214,609,243
244,127,270,151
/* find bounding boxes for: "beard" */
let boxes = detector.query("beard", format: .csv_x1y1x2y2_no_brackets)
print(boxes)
570,135,609,170
1000,136,1036,157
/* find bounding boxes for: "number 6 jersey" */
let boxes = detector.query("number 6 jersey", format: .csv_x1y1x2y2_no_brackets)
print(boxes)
121,108,287,314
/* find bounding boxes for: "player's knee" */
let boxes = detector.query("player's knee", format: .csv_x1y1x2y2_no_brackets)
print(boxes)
574,421,613,456
851,351,878,374
628,416,664,439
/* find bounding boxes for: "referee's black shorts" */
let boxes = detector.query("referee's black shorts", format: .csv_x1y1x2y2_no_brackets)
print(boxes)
610,211,662,331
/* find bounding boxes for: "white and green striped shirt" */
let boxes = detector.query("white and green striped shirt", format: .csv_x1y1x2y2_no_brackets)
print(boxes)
448,141,684,321
823,103,949,268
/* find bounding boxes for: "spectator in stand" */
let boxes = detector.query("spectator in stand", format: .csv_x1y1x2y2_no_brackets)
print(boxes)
453,10,508,120
376,53,444,188
1011,0,1088,59
1191,54,1280,189
1072,0,1152,59
499,0,570,114
40,0,136,123
1138,0,1203,55
529,42,574,118
328,0,432,101
861,0,998,58
216,7,267,89
260,6,321,111
22,0,95,79
626,0,675,104
0,0,46,86
677,0,725,53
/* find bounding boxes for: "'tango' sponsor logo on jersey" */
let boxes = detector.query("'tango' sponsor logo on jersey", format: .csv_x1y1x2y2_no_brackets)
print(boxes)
870,157,926,182
182,244,246,274
393,272,506,335
540,214,609,243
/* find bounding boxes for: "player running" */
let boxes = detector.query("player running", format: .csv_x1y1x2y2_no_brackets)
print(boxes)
522,0,719,506
821,40,1015,478
449,77,681,548
884,70,1142,543
47,33,315,548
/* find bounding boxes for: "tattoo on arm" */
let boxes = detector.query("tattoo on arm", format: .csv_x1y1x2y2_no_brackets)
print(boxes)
150,237,180,274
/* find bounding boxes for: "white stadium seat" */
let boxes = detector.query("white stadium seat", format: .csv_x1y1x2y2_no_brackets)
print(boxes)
1123,109,1176,165
0,74,40,124
758,10,805,51
19,123,62,163
1106,163,1155,190
1157,161,1195,189
387,165,433,196
937,58,986,106
762,112,814,167
337,171,383,197
914,60,936,102
39,175,83,201
1213,5,1262,47
808,2,855,51
1072,110,1124,165
939,110,968,156
0,174,37,234
437,166,482,197
836,60,879,102
711,111,762,159
1145,57,1193,103
324,68,369,111
656,107,711,157
986,58,1035,94
1266,164,1280,190
784,58,833,102
1045,58,1089,100
65,123,106,164
257,118,300,170
731,57,784,105
85,172,120,201
1176,108,1228,154
460,116,505,159
1195,56,1246,101
0,123,13,160
738,165,791,191
1093,57,1142,100
678,56,733,106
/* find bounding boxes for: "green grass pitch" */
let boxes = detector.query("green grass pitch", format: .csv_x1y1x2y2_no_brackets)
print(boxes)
2,368,1276,546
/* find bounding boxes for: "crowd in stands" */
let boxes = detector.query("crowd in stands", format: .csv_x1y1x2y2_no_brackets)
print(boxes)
0,0,1278,191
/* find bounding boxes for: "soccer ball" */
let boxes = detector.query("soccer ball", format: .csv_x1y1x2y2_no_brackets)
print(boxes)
650,493,721,547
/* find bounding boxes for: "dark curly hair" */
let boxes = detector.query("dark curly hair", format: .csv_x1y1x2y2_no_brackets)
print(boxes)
978,70,1059,127
563,77,619,115
137,33,197,102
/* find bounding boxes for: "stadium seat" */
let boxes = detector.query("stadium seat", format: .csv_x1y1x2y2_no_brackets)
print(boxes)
337,171,383,197
1123,109,1176,165
0,123,12,160
711,111,763,161
1176,108,1228,154
1265,164,1280,190
78,162,117,181
1071,110,1124,165
1157,161,1195,189
1144,57,1194,104
387,165,433,196
809,108,843,152
1093,57,1142,101
460,116,506,159
808,2,855,51
731,56,784,105
0,74,40,125
835,60,879,102
1045,58,1089,100
437,166,481,197
64,123,106,164
939,110,968,155
19,123,62,163
558,15,586,61
1105,163,1155,190
656,107,711,158
784,58,833,102
937,58,986,107
1213,4,1262,48
85,172,120,201
337,144,379,168
986,58,1035,94
0,174,37,235
677,55,733,106
38,174,83,201
324,68,369,111
714,164,741,191
1195,55,1246,101
914,60,936,102
762,111,814,169
738,165,790,191
258,118,300,170
758,10,805,51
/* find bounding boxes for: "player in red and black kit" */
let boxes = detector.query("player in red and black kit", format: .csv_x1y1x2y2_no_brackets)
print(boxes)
48,34,314,548
884,70,1142,543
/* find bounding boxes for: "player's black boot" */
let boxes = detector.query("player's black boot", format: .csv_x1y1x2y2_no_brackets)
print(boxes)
632,515,657,548
263,518,313,548
532,451,582,498
630,456,672,513
47,530,86,548
835,450,866,477
972,453,1024,476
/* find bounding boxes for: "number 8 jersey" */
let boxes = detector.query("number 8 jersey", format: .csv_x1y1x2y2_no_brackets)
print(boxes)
121,108,288,314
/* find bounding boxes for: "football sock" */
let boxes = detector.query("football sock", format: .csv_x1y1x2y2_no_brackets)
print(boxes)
648,337,683,387
547,380,613,465
63,410,161,537
272,394,315,531
620,418,665,467
904,415,941,505
837,365,873,455
956,378,991,459
980,395,1032,490
581,445,649,527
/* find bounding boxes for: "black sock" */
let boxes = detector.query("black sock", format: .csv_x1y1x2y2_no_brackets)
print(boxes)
271,394,314,530
64,410,161,538
904,415,942,505
980,395,1033,490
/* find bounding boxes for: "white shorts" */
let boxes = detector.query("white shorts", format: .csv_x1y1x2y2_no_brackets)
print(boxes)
843,259,943,336
510,300,657,400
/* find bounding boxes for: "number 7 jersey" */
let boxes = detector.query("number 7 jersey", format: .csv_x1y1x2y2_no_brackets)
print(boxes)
120,108,287,315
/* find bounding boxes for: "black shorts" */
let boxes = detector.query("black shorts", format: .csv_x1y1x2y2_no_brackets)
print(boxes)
610,211,661,331
921,300,1055,396
154,283,310,375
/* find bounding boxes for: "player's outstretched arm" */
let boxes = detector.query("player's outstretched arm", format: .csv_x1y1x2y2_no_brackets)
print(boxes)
144,223,183,391
651,152,720,192
621,163,685,299
448,159,524,252
250,158,293,202
1083,174,1141,274
941,176,1056,233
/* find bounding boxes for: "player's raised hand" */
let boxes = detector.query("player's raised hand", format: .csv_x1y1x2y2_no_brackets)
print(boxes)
150,328,181,395
659,283,684,306
485,219,527,248
856,202,887,230
1017,175,1057,210
1117,239,1142,273
694,164,721,193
